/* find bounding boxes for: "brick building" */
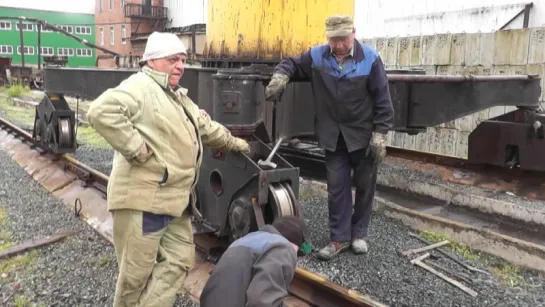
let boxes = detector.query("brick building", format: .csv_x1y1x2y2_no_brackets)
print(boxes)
94,0,167,67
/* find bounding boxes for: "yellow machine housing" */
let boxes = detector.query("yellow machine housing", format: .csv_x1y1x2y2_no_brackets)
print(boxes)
204,0,355,60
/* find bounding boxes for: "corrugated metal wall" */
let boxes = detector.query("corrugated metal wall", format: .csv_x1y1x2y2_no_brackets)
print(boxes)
163,0,207,28
354,0,545,38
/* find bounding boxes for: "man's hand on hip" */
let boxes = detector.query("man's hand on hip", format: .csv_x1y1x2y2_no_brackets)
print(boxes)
369,132,388,163
129,142,153,165
265,74,289,101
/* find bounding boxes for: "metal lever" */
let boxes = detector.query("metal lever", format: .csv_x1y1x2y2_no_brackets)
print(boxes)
258,137,284,170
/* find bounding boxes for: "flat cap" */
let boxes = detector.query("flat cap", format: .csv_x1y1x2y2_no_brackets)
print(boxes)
325,14,354,38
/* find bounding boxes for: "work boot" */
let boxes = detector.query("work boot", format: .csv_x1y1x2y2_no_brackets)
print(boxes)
317,241,350,261
351,238,368,254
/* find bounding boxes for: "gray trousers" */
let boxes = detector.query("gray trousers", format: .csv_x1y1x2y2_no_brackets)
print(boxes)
325,134,377,242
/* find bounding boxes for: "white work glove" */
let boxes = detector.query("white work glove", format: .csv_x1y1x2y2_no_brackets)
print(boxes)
232,138,251,154
265,74,289,101
368,132,387,163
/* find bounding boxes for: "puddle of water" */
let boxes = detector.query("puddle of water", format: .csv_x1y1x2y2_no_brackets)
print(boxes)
376,185,545,247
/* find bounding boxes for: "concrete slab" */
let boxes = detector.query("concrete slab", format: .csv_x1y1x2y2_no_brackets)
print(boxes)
528,27,545,64
397,37,411,66
421,35,435,65
409,36,422,66
384,37,398,66
434,33,452,65
449,33,466,65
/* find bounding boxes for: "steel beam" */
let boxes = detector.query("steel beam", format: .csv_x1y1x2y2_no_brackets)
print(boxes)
43,66,542,140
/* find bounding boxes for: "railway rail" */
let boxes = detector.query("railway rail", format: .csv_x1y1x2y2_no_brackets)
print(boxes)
0,116,385,307
279,142,545,201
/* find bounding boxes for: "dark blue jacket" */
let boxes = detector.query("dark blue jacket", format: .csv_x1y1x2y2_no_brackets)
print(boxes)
274,40,394,153
199,225,297,307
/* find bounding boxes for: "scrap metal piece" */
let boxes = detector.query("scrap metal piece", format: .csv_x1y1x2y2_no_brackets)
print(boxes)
0,230,80,259
400,240,450,257
408,232,490,275
410,253,478,297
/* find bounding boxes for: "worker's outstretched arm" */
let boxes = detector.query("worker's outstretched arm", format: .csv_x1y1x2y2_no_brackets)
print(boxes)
368,55,394,134
274,49,313,81
190,104,250,154
246,245,297,307
265,50,313,101
86,88,151,164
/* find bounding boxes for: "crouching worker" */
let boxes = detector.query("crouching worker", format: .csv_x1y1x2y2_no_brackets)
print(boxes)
200,216,312,307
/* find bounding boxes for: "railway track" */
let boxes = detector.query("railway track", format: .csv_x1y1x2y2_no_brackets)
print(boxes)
0,117,385,307
278,142,545,201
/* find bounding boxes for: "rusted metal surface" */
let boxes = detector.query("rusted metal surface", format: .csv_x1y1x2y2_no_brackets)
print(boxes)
385,146,545,201
468,108,545,172
386,74,536,82
0,230,80,259
279,144,545,202
290,268,387,307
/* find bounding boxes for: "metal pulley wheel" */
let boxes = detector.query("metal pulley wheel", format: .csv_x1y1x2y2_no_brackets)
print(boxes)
58,118,72,148
268,182,298,218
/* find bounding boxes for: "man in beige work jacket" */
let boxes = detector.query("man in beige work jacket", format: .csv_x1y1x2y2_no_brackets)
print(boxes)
87,32,250,307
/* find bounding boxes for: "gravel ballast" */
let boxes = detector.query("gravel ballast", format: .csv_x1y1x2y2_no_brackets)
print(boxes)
0,149,197,306
61,140,545,306
296,196,545,306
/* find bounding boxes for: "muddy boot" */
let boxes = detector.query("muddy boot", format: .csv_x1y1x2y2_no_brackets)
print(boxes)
351,238,368,254
317,241,350,261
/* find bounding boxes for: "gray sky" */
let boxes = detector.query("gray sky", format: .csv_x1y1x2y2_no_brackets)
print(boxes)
0,0,95,14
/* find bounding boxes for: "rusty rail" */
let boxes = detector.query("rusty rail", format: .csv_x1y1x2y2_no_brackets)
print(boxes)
291,268,387,307
0,117,384,307
384,146,545,201
192,233,385,307
386,74,537,82
0,118,108,193
277,144,545,202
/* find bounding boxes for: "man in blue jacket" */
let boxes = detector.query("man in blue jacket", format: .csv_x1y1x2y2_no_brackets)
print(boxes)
199,215,311,307
265,15,394,261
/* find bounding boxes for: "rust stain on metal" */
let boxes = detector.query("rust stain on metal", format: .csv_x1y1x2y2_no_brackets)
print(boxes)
385,148,545,201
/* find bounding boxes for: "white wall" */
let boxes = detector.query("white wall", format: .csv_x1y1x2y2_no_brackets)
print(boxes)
354,0,545,38
164,0,206,28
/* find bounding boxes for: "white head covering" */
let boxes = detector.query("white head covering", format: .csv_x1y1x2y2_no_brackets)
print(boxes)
139,32,187,66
